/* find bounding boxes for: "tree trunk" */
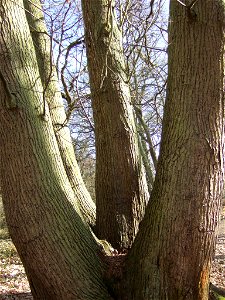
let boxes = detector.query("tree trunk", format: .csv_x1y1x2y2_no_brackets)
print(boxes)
123,1,225,299
1,1,225,299
0,1,110,299
82,0,149,250
23,0,96,227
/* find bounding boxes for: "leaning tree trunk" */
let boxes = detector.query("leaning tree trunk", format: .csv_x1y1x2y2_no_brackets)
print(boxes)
82,0,149,250
23,0,96,227
123,1,225,299
0,1,111,299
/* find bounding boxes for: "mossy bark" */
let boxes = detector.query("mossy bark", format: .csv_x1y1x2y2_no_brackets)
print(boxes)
82,0,149,250
123,1,225,299
0,1,110,298
23,0,96,227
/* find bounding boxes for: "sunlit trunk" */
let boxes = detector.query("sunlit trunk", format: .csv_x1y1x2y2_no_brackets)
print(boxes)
123,1,225,299
0,1,110,298
82,0,149,250
23,0,96,226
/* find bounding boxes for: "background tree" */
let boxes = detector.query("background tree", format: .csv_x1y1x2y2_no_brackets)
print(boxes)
42,0,167,195
118,0,167,177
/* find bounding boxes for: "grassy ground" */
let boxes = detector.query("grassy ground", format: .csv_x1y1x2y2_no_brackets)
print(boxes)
0,199,9,240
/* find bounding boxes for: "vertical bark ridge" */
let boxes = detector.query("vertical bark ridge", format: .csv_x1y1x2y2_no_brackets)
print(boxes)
0,1,111,298
23,0,96,227
82,0,149,250
123,1,225,299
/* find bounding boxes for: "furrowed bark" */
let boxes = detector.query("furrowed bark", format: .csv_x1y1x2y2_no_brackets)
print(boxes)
0,1,111,298
82,0,149,250
123,1,225,299
23,0,96,227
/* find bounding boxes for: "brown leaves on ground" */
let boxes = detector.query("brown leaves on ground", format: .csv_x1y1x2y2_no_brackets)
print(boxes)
210,205,225,292
0,207,224,299
211,236,225,290
0,240,32,300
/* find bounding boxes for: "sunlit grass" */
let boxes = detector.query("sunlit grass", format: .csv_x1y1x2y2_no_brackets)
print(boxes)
0,239,18,260
0,228,10,240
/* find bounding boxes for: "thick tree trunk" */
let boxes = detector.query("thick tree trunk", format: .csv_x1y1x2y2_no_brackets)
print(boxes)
23,0,96,227
0,1,110,299
123,1,225,299
82,0,149,250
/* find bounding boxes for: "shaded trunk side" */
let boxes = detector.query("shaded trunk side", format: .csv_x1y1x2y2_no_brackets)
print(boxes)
123,1,225,299
23,0,96,227
82,0,149,250
0,1,111,299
